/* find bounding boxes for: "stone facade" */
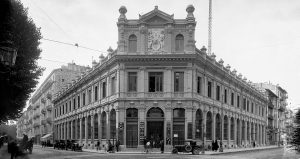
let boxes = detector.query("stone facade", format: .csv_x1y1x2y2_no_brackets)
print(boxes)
255,82,288,145
53,6,268,151
17,63,88,144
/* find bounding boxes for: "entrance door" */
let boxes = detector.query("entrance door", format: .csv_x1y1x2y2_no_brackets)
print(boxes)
147,121,164,148
126,122,138,148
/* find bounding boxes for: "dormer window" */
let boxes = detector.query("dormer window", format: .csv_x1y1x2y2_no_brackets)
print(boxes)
175,34,184,51
129,34,137,52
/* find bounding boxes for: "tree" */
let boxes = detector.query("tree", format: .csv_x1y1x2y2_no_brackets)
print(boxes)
0,0,43,124
291,109,300,151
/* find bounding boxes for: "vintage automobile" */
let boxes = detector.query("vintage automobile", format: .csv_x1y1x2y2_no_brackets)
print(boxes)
172,140,202,155
53,140,66,150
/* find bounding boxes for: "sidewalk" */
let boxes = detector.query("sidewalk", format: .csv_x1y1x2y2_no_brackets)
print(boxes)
82,145,281,155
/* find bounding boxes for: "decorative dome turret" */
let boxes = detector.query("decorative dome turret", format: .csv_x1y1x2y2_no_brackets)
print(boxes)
200,46,207,53
118,6,127,22
210,53,216,60
186,4,195,21
238,73,243,79
232,69,237,75
225,64,231,70
218,59,224,65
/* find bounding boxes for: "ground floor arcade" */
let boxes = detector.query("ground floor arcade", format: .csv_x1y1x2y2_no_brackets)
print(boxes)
54,103,267,150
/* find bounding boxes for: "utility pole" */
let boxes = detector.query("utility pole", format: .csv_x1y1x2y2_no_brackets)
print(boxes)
208,0,213,55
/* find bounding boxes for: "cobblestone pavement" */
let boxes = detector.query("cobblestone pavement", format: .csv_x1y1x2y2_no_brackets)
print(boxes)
0,144,299,159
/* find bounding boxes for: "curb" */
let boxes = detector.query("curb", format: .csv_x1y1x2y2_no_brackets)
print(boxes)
210,147,282,155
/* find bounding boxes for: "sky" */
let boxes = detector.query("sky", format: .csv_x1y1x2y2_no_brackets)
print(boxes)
20,0,300,110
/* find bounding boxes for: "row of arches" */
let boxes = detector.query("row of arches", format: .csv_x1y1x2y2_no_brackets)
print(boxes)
128,34,184,52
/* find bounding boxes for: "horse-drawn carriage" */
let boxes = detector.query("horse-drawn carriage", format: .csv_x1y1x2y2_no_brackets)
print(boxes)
54,140,82,151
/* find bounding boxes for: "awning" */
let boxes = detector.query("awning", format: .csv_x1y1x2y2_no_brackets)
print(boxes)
41,133,52,140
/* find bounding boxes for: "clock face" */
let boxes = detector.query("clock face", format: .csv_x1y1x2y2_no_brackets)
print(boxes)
148,29,164,53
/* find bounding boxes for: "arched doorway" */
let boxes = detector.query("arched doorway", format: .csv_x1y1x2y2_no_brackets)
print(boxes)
126,108,138,148
195,109,203,139
147,107,164,148
215,113,221,140
173,108,185,145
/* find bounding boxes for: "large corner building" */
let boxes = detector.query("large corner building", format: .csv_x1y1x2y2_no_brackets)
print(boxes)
53,5,269,150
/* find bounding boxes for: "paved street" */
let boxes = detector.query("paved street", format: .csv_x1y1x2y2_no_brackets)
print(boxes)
0,144,299,159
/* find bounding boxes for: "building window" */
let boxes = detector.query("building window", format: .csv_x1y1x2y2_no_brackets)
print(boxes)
94,86,98,101
83,92,86,106
230,117,234,140
175,34,184,51
237,95,240,108
247,100,249,112
207,81,212,98
73,98,76,110
110,109,116,139
243,98,246,110
224,89,227,103
173,108,185,145
69,101,71,112
88,89,92,104
197,76,201,94
129,34,137,52
206,111,212,140
128,72,137,92
216,85,220,101
94,114,98,139
111,77,116,95
77,96,80,108
224,116,228,140
251,103,254,113
174,72,184,92
102,82,106,98
231,92,234,106
149,72,163,92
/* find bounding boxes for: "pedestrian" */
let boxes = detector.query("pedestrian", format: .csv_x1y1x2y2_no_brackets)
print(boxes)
211,140,215,151
160,139,164,153
8,139,18,159
215,140,219,152
253,141,256,148
96,141,100,151
116,139,120,152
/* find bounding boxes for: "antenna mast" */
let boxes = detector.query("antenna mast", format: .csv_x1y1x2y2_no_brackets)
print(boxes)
208,0,212,55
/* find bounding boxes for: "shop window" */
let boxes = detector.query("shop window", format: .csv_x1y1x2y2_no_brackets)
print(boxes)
195,109,203,139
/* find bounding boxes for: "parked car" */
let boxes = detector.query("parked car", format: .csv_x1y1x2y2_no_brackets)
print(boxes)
172,140,201,155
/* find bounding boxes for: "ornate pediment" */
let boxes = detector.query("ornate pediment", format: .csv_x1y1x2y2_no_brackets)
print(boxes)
139,6,174,24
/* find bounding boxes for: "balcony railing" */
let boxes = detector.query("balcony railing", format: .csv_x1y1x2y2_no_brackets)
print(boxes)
268,114,274,120
46,105,52,111
41,108,46,114
46,117,52,123
41,119,46,125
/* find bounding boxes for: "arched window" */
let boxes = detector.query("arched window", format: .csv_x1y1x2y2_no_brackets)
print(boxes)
247,121,250,141
101,112,107,139
77,118,80,139
110,109,116,139
237,119,240,145
242,120,245,140
206,111,212,140
215,113,221,140
88,115,91,139
173,108,185,145
94,114,98,140
230,117,234,140
195,109,203,139
82,117,85,139
129,34,137,52
224,116,228,140
175,34,184,51
126,108,138,148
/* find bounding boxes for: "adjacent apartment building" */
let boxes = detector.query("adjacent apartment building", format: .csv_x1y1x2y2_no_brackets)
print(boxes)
254,82,288,145
53,5,268,151
17,63,88,144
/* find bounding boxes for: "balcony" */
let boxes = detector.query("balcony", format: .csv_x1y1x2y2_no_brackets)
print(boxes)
279,105,285,112
46,93,52,100
268,102,274,108
41,98,46,104
268,114,274,120
41,108,46,114
46,117,52,123
46,105,52,111
41,119,46,125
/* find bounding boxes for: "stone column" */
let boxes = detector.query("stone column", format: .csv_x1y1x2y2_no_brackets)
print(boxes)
212,112,216,141
245,120,247,146
85,116,88,144
91,115,95,147
79,118,83,143
106,110,110,140
227,116,231,148
234,118,237,146
98,112,102,141
71,120,73,140
64,121,67,140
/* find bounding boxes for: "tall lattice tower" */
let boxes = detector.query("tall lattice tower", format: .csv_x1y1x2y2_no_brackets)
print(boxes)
208,0,212,55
